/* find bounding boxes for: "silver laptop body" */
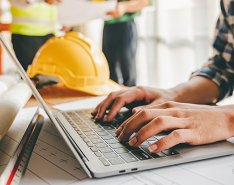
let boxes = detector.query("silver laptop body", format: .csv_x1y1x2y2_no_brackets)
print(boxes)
2,36,234,178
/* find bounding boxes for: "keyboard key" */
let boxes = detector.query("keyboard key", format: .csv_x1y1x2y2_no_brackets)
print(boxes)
120,153,138,163
114,148,129,154
90,124,101,129
103,152,118,159
162,149,179,156
132,150,152,160
105,139,119,144
80,134,86,139
95,143,108,148
89,135,99,139
94,152,102,157
141,141,150,147
90,139,103,144
102,126,114,130
109,143,124,149
99,148,113,153
109,119,119,128
101,135,113,140
97,131,109,136
84,131,96,136
108,130,117,136
82,128,92,132
90,147,98,152
124,143,140,151
93,128,104,132
141,145,165,158
76,130,82,135
86,142,94,147
99,157,110,166
148,136,157,141
109,158,125,165
84,138,89,142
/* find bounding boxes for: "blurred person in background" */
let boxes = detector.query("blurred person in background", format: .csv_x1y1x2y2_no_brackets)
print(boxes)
9,0,60,71
103,0,150,87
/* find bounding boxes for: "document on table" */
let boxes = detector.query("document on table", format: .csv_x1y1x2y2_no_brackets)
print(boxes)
58,0,117,26
0,107,38,179
21,97,234,185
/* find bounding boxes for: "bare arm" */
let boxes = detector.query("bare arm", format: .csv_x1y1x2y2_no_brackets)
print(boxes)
120,0,150,13
107,0,150,18
170,76,220,105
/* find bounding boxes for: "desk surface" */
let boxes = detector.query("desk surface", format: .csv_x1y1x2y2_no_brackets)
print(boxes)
27,85,95,107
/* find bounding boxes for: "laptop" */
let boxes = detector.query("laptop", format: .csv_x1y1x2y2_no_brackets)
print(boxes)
2,36,234,178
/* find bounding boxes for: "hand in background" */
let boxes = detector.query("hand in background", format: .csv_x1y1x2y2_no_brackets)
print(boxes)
107,2,126,18
61,25,72,33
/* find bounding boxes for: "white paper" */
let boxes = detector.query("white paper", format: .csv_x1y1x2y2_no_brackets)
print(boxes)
0,82,32,140
0,107,38,177
58,0,117,26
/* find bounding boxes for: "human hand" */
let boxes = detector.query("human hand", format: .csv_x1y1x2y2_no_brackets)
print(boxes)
107,2,126,18
117,102,234,153
61,25,72,32
45,0,62,4
92,86,177,122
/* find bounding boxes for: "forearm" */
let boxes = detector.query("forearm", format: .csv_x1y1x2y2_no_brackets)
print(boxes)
121,0,149,13
170,76,220,104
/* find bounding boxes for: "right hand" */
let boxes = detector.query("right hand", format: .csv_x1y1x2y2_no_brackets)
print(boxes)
92,86,177,122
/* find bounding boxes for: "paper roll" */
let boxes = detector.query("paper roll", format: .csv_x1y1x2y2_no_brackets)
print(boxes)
0,82,32,140
0,75,17,96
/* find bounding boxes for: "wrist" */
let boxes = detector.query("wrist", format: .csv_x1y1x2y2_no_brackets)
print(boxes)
118,2,127,14
220,105,234,137
167,85,185,103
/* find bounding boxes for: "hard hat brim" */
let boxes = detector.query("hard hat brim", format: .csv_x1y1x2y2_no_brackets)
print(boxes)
76,80,123,96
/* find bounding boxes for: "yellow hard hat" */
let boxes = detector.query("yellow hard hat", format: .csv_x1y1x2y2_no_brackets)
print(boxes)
27,32,122,96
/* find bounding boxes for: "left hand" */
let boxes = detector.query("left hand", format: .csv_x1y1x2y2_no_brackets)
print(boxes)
116,101,234,153
107,2,126,18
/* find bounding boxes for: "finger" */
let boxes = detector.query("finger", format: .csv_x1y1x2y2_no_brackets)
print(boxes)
99,87,145,121
129,117,187,147
116,110,142,136
93,91,124,119
105,95,141,122
133,101,179,113
117,109,156,142
118,108,186,142
149,129,193,153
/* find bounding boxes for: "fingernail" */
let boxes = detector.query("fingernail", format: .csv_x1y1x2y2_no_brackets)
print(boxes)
129,137,137,146
116,127,123,135
118,133,124,142
149,144,158,153
103,116,108,122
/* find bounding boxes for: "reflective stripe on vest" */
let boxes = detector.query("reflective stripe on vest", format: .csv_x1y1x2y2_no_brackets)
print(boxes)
10,3,57,36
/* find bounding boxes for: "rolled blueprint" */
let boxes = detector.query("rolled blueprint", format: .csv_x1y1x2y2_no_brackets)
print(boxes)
0,82,32,140
0,75,17,96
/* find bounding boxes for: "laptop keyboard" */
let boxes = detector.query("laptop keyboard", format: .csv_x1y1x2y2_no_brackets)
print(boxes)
61,110,179,166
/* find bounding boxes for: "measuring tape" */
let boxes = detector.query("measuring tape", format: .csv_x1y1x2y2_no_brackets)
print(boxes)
5,115,44,185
